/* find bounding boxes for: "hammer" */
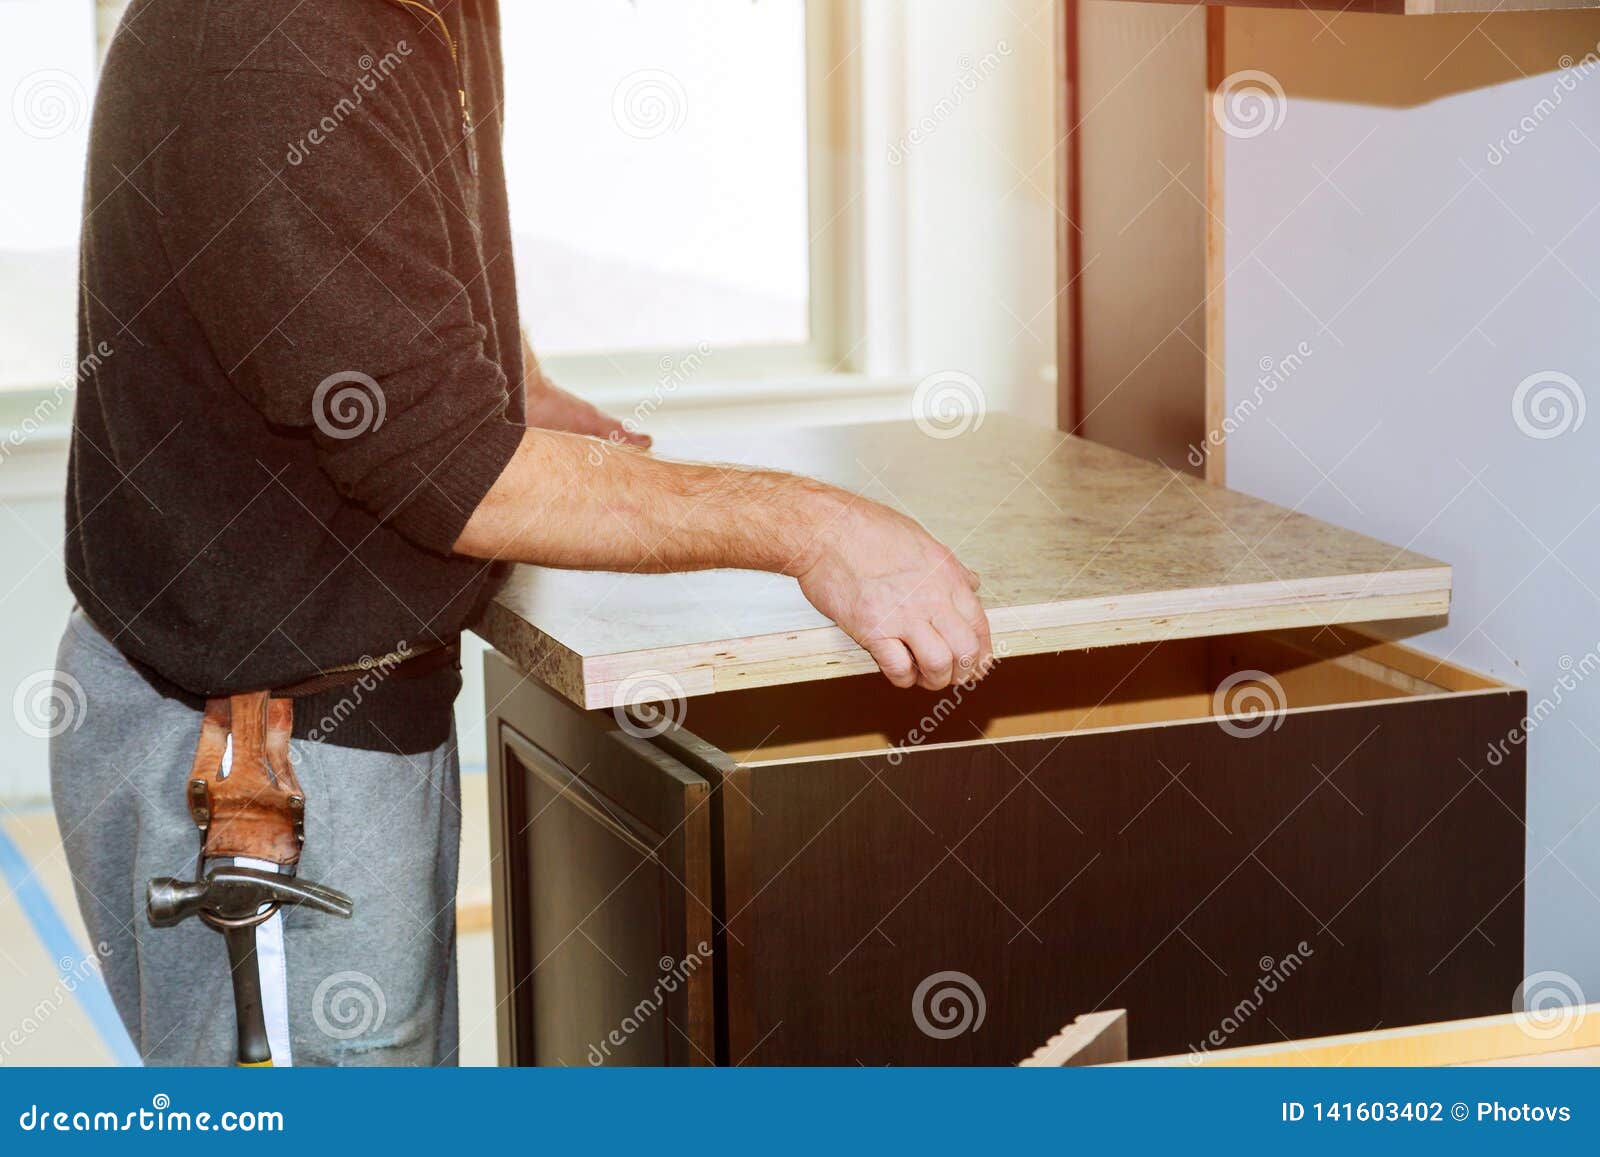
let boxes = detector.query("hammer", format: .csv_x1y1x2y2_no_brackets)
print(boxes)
148,864,352,1066
150,692,355,1066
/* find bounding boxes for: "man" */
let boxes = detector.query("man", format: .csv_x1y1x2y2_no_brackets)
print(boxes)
54,0,989,1066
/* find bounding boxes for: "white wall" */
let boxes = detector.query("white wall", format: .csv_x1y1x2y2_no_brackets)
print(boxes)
896,0,1059,427
0,431,79,800
1221,9,1600,997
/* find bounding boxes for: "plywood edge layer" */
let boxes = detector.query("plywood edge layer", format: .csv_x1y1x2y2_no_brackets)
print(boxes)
471,599,593,707
574,568,1452,709
1020,1009,1129,1067
1128,1004,1600,1067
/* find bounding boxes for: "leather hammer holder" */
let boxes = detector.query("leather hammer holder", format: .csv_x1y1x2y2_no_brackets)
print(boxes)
187,692,304,867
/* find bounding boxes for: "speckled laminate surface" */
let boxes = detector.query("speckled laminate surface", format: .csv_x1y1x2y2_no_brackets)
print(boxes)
475,414,1450,708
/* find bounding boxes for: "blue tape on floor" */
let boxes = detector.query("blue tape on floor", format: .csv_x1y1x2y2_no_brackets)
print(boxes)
0,824,142,1066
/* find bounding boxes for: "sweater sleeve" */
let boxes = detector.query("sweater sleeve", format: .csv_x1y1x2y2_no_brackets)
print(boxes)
154,71,524,555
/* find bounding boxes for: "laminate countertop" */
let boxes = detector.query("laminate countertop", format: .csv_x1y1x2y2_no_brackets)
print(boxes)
473,414,1449,709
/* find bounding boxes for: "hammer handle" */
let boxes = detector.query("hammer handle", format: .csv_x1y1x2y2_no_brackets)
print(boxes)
223,925,273,1067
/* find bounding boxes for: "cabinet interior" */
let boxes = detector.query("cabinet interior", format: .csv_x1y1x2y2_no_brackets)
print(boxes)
673,627,1506,765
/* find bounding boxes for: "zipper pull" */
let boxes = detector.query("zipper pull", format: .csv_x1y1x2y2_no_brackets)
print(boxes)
459,89,478,176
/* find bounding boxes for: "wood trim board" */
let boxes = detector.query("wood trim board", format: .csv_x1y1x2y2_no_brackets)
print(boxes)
1021,1010,1129,1066
1121,0,1600,12
1130,1005,1600,1066
1204,5,1227,485
1059,3,1209,470
473,415,1451,710
1055,0,1083,435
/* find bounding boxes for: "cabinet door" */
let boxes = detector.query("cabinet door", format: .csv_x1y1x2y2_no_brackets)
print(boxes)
485,654,714,1066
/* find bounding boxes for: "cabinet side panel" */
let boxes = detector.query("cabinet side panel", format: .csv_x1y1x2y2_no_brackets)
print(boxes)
507,733,710,1066
484,658,715,1066
484,653,533,1066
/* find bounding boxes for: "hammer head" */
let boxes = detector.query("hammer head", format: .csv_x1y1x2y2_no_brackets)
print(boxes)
147,864,353,928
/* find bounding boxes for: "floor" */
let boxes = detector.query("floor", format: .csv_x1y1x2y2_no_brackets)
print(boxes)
0,769,500,1067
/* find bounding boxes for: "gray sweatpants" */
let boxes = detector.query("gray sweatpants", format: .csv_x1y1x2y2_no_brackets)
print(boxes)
48,609,461,1066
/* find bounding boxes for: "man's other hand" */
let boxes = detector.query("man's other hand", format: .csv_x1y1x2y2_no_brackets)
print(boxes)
525,377,651,448
521,330,651,448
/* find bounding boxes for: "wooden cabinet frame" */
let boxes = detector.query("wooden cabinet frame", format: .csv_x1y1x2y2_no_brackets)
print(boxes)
486,656,715,1066
485,630,1527,1065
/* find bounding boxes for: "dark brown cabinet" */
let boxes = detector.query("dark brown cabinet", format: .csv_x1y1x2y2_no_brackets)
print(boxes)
486,672,714,1066
485,627,1526,1065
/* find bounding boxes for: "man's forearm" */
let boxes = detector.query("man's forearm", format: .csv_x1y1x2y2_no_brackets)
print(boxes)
454,427,994,692
451,427,839,575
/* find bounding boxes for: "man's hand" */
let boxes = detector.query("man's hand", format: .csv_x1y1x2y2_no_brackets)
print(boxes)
522,331,651,448
791,494,993,691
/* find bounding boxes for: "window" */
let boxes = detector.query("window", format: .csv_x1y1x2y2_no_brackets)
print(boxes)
1,0,856,397
0,0,98,395
502,0,820,366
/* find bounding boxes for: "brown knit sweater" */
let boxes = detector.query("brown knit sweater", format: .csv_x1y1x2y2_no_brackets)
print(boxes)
67,0,524,752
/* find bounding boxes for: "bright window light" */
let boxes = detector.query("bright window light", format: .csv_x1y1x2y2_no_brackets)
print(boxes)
0,0,96,393
500,0,812,357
